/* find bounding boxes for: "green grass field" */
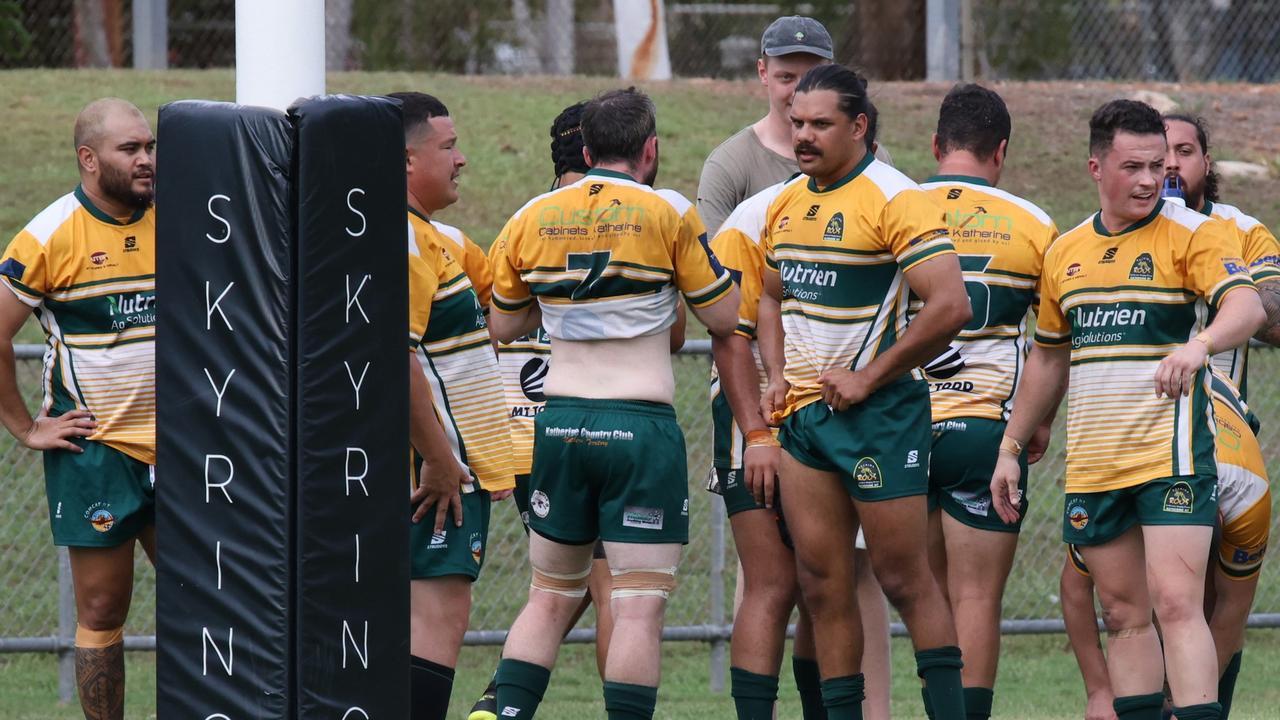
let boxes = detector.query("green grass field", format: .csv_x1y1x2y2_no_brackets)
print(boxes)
4,632,1280,718
1,70,1279,718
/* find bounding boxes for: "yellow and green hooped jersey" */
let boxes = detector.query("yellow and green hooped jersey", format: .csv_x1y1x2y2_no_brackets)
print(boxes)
1035,199,1256,493
1202,200,1280,402
919,175,1057,423
0,186,155,464
489,167,733,342
762,154,955,417
407,211,514,493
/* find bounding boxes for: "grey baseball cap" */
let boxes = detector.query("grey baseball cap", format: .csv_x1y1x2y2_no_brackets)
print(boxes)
761,16,834,59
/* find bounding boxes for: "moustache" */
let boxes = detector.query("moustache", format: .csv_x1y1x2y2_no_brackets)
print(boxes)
794,143,822,157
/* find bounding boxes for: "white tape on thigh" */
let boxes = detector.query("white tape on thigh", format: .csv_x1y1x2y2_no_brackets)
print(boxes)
531,565,592,598
610,566,678,599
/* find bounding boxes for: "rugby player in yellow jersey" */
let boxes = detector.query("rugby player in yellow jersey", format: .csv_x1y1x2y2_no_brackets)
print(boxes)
758,65,972,720
1162,113,1280,396
0,98,154,720
393,91,517,720
488,87,740,720
916,84,1058,720
706,110,892,720
1056,113,1280,720
990,99,1265,720
467,101,619,720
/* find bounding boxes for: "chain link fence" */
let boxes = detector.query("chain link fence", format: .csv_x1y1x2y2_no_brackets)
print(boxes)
3,1,1273,81
3,343,1280,692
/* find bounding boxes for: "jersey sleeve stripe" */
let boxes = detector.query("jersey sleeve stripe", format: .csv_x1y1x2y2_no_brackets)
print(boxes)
898,241,956,273
1209,275,1256,307
491,292,534,312
686,272,734,307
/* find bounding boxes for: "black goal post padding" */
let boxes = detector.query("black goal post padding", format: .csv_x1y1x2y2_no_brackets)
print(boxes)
290,94,409,718
155,95,410,718
155,101,296,718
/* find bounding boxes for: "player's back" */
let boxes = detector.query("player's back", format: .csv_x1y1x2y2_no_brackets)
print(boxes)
491,168,732,404
919,176,1057,422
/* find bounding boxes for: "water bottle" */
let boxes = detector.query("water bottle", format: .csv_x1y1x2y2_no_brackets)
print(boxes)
1162,174,1186,206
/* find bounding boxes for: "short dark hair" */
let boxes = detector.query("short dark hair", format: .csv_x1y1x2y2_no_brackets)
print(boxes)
1163,113,1219,203
935,83,1010,161
581,87,656,165
1088,99,1164,157
385,91,449,141
550,101,589,178
794,64,869,122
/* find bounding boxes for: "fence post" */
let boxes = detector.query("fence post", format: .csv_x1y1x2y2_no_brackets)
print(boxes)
926,0,961,81
132,0,169,70
708,493,726,692
57,547,74,704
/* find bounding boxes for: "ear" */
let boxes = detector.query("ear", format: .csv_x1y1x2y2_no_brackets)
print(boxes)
1087,155,1102,183
582,145,594,168
757,57,767,85
644,135,659,165
931,133,942,162
993,138,1009,170
77,146,96,175
852,113,869,146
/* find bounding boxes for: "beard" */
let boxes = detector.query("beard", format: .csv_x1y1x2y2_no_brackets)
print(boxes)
99,161,154,211
641,146,660,187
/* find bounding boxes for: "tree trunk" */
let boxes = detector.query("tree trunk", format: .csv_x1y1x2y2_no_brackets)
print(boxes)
855,0,926,80
73,0,111,68
327,0,354,71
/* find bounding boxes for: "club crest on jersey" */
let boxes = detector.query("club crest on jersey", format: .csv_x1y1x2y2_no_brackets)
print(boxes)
1128,253,1154,281
1163,481,1194,514
823,212,844,242
1067,499,1089,530
854,457,882,489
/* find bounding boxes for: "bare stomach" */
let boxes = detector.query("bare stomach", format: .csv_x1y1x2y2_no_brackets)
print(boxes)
545,333,675,405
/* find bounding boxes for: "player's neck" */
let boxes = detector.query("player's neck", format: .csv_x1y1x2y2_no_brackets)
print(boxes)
753,111,795,159
933,154,999,187
812,147,868,189
591,161,641,184
1098,202,1158,235
407,193,434,220
78,181,136,223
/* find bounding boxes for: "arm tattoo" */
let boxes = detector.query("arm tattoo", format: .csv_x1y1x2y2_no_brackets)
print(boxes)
1256,279,1280,347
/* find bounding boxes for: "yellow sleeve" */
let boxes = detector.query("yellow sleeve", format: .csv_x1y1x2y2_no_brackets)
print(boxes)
0,230,50,307
710,227,764,338
880,190,955,272
1184,218,1256,308
1032,222,1060,310
460,233,493,310
673,205,734,308
1032,248,1069,347
488,215,533,314
1242,222,1280,284
407,236,439,351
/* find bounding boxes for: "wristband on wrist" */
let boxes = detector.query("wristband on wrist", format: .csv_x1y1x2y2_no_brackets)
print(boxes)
1193,332,1215,355
999,435,1024,457
745,429,781,448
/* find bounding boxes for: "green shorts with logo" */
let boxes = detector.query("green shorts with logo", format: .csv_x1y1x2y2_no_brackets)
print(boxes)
514,473,606,559
1062,474,1217,546
409,489,491,581
45,439,154,548
706,467,767,516
928,417,1028,532
778,377,931,502
529,397,689,545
